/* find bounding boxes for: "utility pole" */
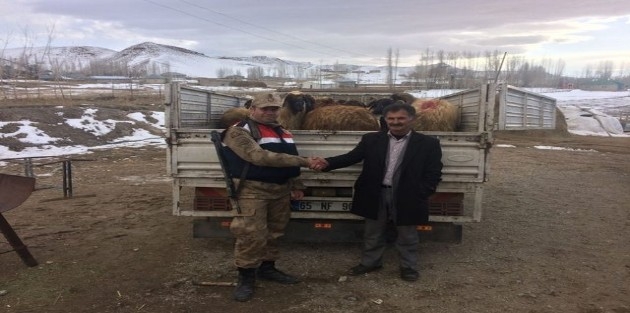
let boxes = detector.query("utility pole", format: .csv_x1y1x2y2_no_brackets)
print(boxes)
318,60,322,89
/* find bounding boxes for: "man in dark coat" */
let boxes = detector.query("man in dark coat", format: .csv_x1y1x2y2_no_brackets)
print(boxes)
313,101,443,281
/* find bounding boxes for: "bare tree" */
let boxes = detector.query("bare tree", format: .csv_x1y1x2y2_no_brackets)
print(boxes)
483,50,502,82
394,48,399,87
275,62,287,78
0,30,13,99
247,66,264,80
217,67,236,78
582,64,594,79
505,55,524,85
386,47,393,88
596,60,614,80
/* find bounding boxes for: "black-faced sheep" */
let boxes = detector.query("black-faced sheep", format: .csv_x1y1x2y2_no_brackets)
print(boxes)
367,98,397,131
367,98,396,115
278,91,316,130
391,92,416,104
411,99,460,131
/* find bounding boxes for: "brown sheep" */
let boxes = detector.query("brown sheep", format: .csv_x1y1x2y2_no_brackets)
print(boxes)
278,91,316,129
343,99,366,107
391,92,416,104
314,96,337,108
411,99,460,131
218,98,253,128
218,107,249,128
301,105,380,131
314,97,365,108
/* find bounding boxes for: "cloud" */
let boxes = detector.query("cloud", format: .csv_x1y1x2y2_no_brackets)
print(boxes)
2,0,630,72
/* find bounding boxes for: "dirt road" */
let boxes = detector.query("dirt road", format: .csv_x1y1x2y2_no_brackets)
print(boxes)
1,131,629,313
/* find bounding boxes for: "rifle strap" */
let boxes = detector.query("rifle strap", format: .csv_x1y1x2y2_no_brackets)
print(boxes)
234,162,249,197
232,118,259,197
245,118,262,141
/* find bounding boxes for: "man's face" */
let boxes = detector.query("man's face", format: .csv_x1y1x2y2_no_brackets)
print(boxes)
249,105,281,124
385,109,413,135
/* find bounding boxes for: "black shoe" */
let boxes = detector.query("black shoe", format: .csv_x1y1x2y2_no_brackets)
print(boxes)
348,264,383,276
400,267,419,282
234,268,256,302
257,261,300,284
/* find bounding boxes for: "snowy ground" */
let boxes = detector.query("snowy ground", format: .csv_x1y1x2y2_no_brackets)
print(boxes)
1,85,628,163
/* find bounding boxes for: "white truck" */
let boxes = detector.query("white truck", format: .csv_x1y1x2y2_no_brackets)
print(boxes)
165,83,556,242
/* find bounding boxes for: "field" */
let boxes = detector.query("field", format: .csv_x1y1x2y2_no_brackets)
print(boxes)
1,93,630,313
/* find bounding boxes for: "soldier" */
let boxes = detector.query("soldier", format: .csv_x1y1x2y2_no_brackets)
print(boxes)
221,93,320,302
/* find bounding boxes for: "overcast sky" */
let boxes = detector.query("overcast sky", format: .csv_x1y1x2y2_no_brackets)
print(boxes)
1,0,629,75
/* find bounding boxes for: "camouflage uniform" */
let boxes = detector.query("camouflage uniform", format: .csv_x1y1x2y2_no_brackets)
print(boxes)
223,123,308,268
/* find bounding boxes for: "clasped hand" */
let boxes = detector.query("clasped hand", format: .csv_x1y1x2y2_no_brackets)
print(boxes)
307,157,329,171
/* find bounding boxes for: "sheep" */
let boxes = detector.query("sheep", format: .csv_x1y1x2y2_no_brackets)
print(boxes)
301,105,380,131
341,99,366,107
367,98,396,115
410,99,460,131
314,97,365,108
367,93,416,115
367,98,397,131
314,96,337,108
278,91,316,129
218,107,249,128
276,91,380,131
217,98,253,128
391,92,416,104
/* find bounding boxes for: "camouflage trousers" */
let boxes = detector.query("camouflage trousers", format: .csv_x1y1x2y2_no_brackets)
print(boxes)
230,195,291,268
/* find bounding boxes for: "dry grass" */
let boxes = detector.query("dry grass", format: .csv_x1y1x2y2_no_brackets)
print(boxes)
0,80,164,109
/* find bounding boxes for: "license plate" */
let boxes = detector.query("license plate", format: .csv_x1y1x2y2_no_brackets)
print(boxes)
292,201,352,212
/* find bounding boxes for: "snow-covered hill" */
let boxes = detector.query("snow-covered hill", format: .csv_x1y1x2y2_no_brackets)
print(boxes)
1,42,323,79
1,45,116,68
1,42,413,80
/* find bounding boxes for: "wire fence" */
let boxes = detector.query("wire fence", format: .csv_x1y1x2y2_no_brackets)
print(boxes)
0,80,164,101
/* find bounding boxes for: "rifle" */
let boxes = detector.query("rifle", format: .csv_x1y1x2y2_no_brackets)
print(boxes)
210,130,242,214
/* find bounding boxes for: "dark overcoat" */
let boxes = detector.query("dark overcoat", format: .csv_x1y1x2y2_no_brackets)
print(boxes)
325,131,443,225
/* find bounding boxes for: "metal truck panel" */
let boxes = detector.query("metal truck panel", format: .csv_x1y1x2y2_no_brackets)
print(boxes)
166,83,507,224
498,85,557,130
173,85,249,129
440,86,488,132
170,130,488,183
169,131,489,223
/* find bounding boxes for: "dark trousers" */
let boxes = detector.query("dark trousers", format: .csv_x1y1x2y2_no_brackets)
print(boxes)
360,188,419,269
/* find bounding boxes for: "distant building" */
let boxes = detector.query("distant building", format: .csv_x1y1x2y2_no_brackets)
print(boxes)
38,70,54,81
337,80,358,88
224,74,245,80
303,80,337,89
161,72,187,79
90,76,131,83
142,74,167,84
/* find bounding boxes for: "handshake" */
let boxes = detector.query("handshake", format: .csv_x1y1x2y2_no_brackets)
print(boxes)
306,157,329,171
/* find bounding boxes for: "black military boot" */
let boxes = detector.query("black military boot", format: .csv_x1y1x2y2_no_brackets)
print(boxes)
257,261,299,284
234,267,256,302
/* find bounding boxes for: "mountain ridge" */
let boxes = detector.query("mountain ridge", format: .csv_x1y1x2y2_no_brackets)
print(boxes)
1,42,396,80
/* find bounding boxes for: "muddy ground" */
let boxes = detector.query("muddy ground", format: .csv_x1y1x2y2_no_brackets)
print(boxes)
1,101,630,312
